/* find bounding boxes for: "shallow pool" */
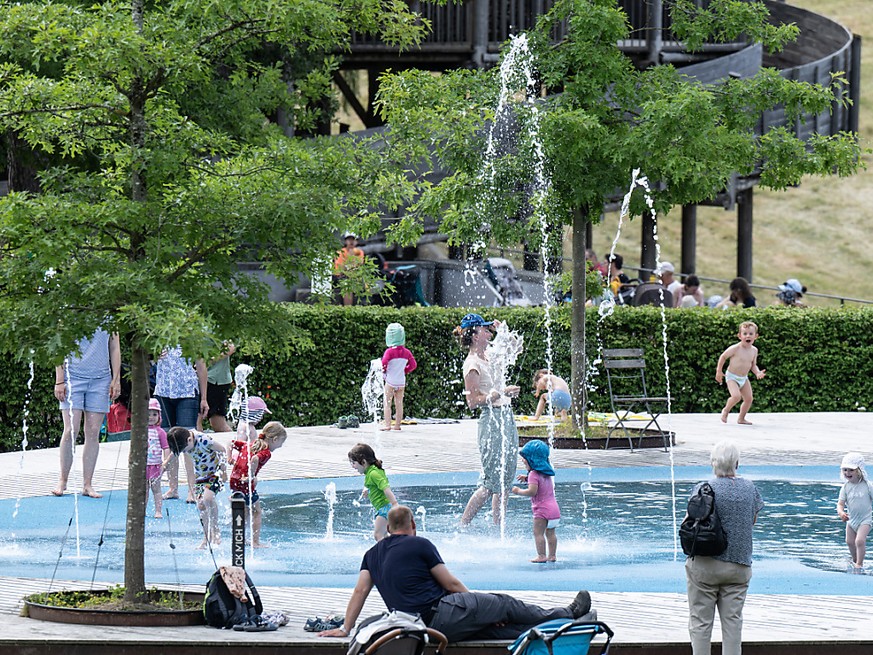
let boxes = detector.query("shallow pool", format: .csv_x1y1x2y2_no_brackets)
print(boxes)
2,466,870,595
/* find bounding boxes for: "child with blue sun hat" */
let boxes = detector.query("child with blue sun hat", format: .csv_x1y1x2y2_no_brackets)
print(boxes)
512,440,561,563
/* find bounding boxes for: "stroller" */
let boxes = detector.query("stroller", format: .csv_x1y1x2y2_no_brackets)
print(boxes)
347,611,448,655
508,619,613,655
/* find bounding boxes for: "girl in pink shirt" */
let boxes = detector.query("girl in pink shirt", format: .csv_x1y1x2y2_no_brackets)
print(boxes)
381,323,417,431
512,440,560,563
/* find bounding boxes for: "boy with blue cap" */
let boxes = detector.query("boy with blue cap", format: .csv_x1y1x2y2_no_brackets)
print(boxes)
512,440,561,562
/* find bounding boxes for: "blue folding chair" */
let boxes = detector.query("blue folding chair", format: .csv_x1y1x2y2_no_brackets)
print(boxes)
508,620,613,655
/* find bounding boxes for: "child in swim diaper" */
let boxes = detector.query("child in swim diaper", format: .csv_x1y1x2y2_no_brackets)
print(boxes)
715,321,766,425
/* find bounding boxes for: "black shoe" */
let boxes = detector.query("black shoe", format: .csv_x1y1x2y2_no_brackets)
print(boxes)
245,615,278,632
567,590,591,619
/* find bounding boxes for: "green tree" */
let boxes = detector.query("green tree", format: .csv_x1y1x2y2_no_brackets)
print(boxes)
0,0,425,600
376,0,863,424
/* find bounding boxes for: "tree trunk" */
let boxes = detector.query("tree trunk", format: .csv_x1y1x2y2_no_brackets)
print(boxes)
6,129,46,193
124,343,149,601
570,206,589,430
125,0,148,600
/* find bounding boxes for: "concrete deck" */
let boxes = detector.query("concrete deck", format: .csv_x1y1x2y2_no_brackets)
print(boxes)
3,412,872,654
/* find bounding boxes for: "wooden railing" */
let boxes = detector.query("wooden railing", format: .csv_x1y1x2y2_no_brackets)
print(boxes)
345,0,747,68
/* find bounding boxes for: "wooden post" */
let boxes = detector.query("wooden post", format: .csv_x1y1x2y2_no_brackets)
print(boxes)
641,211,656,281
472,0,489,68
737,188,753,282
681,204,697,275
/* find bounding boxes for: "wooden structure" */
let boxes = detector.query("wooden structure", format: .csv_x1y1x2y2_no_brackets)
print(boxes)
337,0,861,283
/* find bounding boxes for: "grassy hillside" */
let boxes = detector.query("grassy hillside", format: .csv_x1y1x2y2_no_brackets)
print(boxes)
591,0,873,307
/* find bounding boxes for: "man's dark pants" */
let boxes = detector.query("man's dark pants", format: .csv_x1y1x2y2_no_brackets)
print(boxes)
429,592,572,642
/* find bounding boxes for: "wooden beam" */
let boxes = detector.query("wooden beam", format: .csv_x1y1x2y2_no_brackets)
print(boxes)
680,204,697,275
332,71,379,129
737,188,753,281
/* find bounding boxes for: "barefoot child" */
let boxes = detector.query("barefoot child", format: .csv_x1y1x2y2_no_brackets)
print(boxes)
229,421,288,548
167,427,227,548
837,452,873,571
146,398,170,518
531,369,572,421
348,443,398,540
381,323,417,431
512,440,560,563
715,321,766,424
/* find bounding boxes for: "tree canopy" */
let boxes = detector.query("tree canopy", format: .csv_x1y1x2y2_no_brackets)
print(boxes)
0,0,427,598
378,0,862,247
375,0,863,425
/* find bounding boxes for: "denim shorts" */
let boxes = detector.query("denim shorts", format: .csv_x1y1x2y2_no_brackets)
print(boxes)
230,489,260,506
157,395,200,429
59,375,111,414
548,389,572,411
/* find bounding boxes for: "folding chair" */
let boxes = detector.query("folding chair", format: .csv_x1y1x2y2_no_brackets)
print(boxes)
602,348,669,451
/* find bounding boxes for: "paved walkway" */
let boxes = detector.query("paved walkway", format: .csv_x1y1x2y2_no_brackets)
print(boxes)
3,412,872,651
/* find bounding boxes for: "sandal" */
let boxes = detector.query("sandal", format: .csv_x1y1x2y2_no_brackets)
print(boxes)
304,615,344,632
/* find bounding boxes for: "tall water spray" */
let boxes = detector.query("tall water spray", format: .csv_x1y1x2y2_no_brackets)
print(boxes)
599,168,677,555
324,482,338,540
479,35,563,436
484,322,524,537
361,359,384,431
13,358,36,520
229,363,253,427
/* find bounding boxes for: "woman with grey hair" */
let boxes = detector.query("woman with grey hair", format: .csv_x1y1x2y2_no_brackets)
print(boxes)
686,440,763,655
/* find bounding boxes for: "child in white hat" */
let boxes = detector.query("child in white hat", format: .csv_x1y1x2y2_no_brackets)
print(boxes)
837,452,873,571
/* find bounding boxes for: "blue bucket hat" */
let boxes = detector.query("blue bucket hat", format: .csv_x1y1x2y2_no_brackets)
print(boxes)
460,313,495,329
520,440,555,476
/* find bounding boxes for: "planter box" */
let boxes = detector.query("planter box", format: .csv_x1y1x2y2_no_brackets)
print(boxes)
24,590,205,626
519,430,675,450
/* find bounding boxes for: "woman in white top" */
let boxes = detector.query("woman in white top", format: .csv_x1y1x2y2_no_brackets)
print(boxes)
453,313,521,526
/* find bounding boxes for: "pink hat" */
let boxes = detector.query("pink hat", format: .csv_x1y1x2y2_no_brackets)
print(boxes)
148,398,161,420
247,396,271,414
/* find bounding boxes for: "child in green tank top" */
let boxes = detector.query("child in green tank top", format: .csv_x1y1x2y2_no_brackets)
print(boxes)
349,443,398,541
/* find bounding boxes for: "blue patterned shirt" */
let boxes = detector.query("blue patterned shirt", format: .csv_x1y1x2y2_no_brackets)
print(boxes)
154,346,199,398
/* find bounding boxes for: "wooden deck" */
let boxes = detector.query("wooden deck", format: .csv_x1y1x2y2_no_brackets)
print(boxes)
3,412,872,654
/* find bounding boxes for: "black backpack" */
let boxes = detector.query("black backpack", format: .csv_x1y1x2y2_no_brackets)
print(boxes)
203,570,263,629
680,482,728,557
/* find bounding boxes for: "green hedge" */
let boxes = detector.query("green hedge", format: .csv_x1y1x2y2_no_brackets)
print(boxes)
3,304,871,452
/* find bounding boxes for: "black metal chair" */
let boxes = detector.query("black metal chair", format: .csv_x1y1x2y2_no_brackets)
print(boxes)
602,348,670,451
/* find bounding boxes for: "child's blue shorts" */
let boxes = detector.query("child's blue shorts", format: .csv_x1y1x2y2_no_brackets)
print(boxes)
549,389,572,411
